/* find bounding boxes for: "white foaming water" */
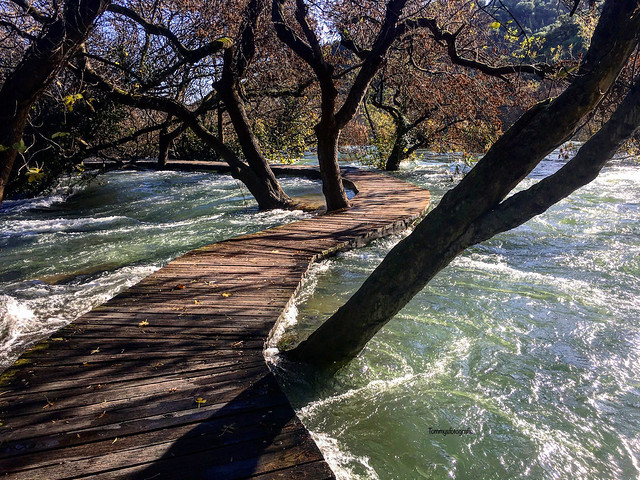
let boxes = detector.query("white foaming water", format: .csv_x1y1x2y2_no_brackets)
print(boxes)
2,215,135,235
0,264,159,369
0,170,323,372
265,260,332,362
311,432,380,480
274,155,640,480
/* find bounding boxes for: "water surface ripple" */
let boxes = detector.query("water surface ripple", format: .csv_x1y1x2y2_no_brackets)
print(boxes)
0,170,317,369
271,152,640,480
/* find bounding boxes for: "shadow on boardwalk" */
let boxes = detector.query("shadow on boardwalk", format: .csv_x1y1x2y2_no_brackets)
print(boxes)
0,165,429,479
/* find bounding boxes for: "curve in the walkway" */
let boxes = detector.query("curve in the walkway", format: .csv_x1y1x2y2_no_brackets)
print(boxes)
0,165,430,479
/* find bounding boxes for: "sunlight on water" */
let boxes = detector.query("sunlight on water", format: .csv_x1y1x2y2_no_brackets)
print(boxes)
270,152,640,479
0,170,318,369
2,154,639,480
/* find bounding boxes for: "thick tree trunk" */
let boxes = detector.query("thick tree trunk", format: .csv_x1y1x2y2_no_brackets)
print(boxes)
187,119,293,210
285,0,640,367
385,126,409,171
158,120,186,167
315,121,350,211
0,0,111,205
217,107,224,144
218,79,293,209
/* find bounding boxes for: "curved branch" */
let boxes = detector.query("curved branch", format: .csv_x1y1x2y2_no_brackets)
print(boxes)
107,4,190,57
294,0,322,59
271,0,316,66
466,80,640,246
9,0,51,24
70,54,251,177
107,4,230,63
335,0,409,127
0,19,37,41
398,18,556,79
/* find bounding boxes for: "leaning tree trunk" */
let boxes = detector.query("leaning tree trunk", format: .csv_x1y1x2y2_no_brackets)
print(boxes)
315,120,350,211
0,0,111,206
217,79,294,210
0,104,29,204
285,0,640,367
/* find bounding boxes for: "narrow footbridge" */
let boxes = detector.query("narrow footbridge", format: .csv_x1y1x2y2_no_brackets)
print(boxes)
0,165,430,479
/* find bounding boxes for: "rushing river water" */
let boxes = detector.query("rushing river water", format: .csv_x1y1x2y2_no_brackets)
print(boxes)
0,170,317,369
268,153,640,480
1,154,639,479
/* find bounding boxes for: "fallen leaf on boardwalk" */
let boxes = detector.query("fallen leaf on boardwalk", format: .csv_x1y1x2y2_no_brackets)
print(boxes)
218,423,237,436
99,411,106,418
138,320,149,327
112,437,118,444
221,292,231,298
90,347,100,355
173,284,185,290
270,250,281,253
195,397,207,408
232,341,243,348
194,300,200,304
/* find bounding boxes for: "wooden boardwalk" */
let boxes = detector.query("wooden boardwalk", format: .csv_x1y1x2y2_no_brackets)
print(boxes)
0,165,430,479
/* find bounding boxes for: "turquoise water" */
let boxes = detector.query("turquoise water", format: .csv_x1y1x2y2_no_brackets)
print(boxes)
1,155,638,479
0,170,318,369
270,153,640,480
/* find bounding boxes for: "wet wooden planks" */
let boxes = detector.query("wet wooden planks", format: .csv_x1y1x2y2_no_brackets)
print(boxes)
0,166,430,479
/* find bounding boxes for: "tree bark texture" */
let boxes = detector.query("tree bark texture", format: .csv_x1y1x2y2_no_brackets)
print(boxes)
218,48,293,209
384,115,411,171
315,121,350,211
0,0,111,205
286,0,640,367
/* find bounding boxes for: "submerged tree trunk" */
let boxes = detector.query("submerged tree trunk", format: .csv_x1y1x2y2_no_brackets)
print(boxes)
385,116,411,171
0,0,111,206
214,0,293,210
316,121,350,211
384,133,408,171
285,0,640,367
158,127,171,167
271,0,410,211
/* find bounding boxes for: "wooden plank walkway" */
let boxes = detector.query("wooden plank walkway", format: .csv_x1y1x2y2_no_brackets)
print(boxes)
0,165,430,479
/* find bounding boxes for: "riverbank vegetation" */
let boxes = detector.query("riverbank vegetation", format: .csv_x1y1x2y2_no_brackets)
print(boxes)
1,0,612,204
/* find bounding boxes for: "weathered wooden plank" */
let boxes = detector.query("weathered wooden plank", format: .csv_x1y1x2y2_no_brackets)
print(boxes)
1,165,430,479
38,429,325,480
1,406,299,474
1,356,265,395
1,375,290,452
